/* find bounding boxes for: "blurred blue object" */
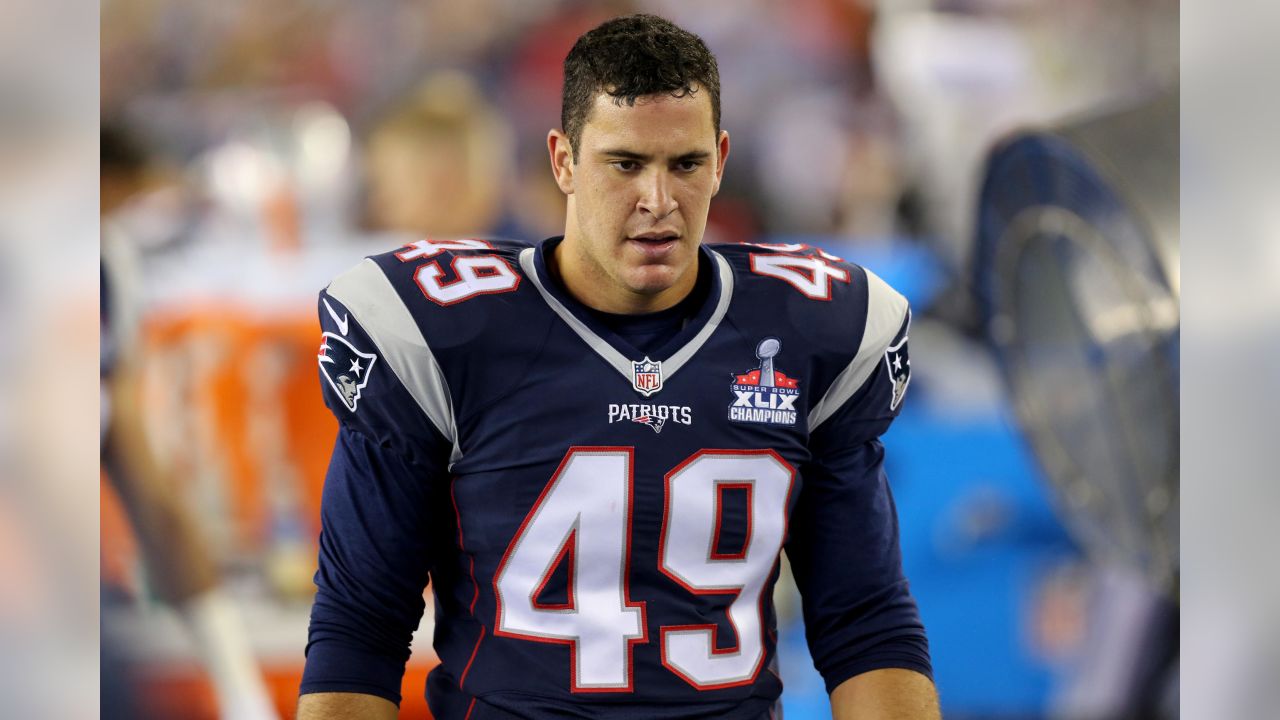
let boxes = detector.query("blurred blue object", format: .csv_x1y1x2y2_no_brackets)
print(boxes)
887,399,1079,716
971,111,1179,598
757,233,1081,715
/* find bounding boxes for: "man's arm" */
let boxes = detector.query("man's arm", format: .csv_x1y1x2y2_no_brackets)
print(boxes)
300,288,456,709
296,692,398,720
831,668,941,720
785,437,933,697
788,295,935,713
299,426,446,707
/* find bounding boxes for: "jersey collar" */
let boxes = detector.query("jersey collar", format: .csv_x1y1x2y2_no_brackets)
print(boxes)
520,237,735,388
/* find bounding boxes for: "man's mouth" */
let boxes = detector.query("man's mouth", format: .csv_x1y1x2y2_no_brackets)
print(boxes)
626,232,681,259
628,231,680,244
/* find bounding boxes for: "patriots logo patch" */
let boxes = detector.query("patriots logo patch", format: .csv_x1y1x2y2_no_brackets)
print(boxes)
318,332,377,411
884,335,910,411
631,415,667,434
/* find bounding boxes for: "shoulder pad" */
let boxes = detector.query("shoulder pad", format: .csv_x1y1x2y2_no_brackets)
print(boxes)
370,237,530,305
318,237,540,465
710,242,910,432
319,255,459,465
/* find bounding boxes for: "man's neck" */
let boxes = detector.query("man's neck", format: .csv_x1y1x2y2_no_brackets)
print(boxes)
549,235,698,315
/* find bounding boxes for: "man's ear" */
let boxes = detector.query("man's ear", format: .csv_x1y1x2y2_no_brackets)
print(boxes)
711,129,730,197
548,130,575,195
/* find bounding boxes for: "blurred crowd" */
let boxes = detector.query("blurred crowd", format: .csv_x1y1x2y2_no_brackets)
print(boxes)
102,0,1177,259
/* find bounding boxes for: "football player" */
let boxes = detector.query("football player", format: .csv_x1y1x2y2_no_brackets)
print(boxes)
299,14,939,720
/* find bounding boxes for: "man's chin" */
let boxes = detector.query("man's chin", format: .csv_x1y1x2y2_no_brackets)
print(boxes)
623,265,688,298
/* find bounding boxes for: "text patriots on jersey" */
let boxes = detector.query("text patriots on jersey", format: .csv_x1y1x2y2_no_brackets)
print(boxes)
728,337,801,426
607,403,693,433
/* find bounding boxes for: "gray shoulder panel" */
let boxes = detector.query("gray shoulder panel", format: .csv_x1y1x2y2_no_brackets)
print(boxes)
326,259,461,463
808,267,910,431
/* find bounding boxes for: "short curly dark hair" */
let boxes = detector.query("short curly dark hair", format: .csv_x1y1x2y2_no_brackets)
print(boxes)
561,14,721,161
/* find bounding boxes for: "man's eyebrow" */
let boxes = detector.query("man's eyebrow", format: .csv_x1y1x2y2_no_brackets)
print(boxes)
673,150,713,163
598,148,650,161
597,148,713,162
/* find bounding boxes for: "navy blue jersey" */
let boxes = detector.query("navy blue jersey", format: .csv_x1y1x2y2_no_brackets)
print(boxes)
302,237,929,719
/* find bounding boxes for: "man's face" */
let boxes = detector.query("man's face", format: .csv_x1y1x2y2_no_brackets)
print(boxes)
549,89,729,313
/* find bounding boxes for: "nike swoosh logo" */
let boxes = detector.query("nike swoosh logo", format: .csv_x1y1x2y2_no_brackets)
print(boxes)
323,298,349,336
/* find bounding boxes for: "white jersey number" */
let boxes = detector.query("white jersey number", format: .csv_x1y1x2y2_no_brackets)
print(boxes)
414,255,520,306
659,450,794,689
749,253,850,300
495,447,794,692
396,238,494,261
494,448,646,692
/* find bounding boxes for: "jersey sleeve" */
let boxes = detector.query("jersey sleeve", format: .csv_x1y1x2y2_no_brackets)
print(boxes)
786,270,931,694
807,267,913,447
301,265,455,705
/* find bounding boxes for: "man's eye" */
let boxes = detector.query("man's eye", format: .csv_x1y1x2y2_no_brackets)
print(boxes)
612,160,639,172
676,160,701,172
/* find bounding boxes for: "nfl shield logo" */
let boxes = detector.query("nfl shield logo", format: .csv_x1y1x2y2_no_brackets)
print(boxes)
632,357,663,397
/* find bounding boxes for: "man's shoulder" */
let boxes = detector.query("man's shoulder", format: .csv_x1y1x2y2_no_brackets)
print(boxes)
324,236,536,323
709,241,885,302
710,240,908,352
318,235,543,366
709,241,911,430
319,235,550,399
356,237,532,291
366,236,533,267
315,237,541,455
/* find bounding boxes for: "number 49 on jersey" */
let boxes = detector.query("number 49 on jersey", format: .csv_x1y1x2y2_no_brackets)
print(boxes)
494,447,794,692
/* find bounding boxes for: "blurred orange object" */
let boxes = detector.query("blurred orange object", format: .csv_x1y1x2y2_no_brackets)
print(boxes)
101,473,142,594
135,304,338,595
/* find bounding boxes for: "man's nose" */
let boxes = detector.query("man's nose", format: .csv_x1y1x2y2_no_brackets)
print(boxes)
637,169,678,220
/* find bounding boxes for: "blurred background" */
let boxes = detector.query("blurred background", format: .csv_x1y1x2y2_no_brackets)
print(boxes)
91,0,1186,717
